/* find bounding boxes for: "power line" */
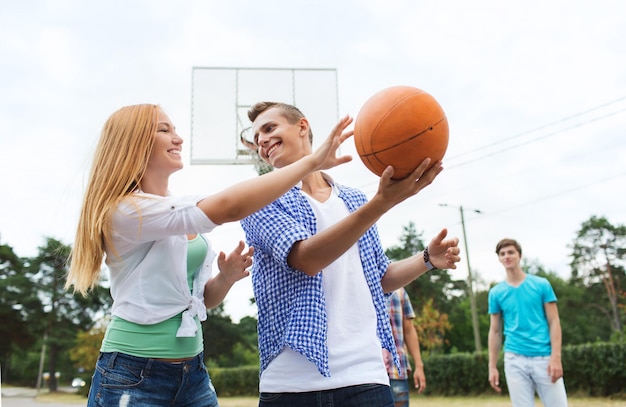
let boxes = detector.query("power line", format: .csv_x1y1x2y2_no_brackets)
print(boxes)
447,95,626,162
479,169,626,218
447,107,626,170
354,97,626,197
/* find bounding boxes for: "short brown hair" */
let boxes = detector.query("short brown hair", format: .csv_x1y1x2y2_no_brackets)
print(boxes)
495,238,522,256
248,102,313,143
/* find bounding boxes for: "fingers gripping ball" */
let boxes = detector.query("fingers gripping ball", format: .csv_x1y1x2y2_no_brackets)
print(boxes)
354,86,449,180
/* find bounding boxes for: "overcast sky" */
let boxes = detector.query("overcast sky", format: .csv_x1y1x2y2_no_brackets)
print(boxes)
1,0,625,321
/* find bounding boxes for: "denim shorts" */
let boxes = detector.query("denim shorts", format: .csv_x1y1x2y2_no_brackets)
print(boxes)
259,383,394,407
87,352,218,407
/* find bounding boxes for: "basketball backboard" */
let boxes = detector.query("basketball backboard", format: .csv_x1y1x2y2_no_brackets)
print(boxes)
190,67,339,173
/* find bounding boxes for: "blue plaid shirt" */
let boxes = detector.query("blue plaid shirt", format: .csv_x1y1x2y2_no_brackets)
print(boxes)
240,178,397,377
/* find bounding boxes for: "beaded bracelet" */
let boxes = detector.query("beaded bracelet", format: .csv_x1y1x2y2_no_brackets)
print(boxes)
423,246,435,270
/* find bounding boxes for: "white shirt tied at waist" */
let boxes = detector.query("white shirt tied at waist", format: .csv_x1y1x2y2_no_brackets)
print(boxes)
177,296,208,337
106,192,218,336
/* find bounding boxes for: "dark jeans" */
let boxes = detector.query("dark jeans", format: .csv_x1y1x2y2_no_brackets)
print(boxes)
87,352,218,407
259,383,394,407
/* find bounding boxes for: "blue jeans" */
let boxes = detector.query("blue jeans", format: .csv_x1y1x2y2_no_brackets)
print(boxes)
259,384,394,407
87,352,218,407
504,352,568,407
389,379,409,407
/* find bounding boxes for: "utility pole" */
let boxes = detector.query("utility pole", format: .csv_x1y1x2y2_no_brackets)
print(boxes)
440,203,483,353
36,332,47,393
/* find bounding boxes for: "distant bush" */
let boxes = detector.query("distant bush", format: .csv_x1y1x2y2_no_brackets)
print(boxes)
561,342,626,397
210,366,259,397
421,342,625,397
208,342,626,398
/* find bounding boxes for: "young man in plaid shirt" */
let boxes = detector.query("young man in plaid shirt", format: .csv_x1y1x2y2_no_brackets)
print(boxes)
385,288,426,406
241,102,460,406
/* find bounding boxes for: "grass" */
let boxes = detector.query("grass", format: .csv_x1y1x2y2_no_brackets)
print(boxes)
29,391,626,406
216,395,626,407
34,393,84,404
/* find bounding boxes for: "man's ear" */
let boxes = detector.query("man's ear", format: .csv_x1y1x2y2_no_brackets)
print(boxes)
299,117,310,137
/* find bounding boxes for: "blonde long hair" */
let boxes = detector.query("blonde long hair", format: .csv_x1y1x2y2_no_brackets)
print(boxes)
66,104,159,295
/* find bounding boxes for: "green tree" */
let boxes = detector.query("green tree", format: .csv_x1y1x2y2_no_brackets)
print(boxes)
385,222,467,352
203,305,259,367
414,298,452,354
26,237,111,391
525,257,616,345
543,268,613,344
0,241,38,381
569,216,626,336
446,293,489,353
238,316,260,354
384,222,464,315
69,319,108,375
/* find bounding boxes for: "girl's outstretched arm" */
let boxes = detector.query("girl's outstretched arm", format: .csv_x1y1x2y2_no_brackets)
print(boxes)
198,115,353,224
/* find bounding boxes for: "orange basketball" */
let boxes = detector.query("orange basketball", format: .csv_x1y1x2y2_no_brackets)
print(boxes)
354,86,449,180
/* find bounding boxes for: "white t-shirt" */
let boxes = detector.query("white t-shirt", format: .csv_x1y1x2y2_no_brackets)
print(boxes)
259,185,389,392
107,192,217,337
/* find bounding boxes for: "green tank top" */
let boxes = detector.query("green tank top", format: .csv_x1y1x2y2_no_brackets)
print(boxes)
101,234,209,358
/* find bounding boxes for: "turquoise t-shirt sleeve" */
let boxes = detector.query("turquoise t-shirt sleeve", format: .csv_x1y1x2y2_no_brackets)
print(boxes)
541,277,558,303
488,284,502,314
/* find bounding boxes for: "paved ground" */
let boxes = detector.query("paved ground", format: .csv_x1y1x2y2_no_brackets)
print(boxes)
1,386,83,407
2,396,80,407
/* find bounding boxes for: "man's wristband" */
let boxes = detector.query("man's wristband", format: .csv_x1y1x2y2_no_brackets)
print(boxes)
423,247,435,270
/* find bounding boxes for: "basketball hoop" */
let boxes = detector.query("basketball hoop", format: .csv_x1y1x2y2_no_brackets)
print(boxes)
189,67,338,172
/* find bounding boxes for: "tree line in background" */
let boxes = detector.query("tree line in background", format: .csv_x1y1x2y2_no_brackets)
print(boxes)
0,215,624,392
386,215,625,356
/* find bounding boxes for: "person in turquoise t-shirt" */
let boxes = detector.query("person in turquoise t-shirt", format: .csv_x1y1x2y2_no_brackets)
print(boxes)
488,238,568,407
